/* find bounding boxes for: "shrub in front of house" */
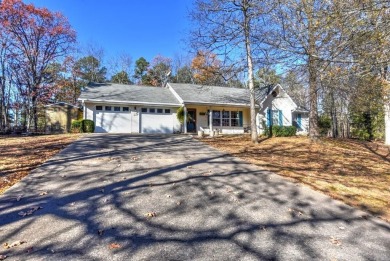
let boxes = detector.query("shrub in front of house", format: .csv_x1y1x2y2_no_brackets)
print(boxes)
71,120,83,133
264,125,297,137
82,119,95,133
70,119,95,133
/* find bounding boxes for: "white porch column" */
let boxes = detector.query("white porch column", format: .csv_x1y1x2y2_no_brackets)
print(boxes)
82,101,86,119
209,109,213,136
183,106,187,134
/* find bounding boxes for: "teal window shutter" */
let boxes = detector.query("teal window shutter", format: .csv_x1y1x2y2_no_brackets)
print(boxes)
297,113,302,128
278,110,283,126
267,109,272,126
238,111,243,127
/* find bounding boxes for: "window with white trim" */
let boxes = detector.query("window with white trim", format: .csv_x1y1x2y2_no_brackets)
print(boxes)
209,110,243,127
272,110,279,126
230,111,240,126
96,106,102,111
105,106,112,111
212,111,221,126
222,110,230,126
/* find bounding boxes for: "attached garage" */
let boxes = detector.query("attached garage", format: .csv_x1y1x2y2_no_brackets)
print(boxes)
80,83,182,134
140,108,175,134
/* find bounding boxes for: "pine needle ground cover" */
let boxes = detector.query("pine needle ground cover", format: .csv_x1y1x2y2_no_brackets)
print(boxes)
0,134,80,194
201,135,390,222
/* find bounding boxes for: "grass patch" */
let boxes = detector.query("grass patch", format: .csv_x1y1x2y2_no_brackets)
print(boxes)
0,134,80,194
201,135,390,222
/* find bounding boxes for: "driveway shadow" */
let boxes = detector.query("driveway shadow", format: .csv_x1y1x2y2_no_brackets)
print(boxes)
0,134,389,260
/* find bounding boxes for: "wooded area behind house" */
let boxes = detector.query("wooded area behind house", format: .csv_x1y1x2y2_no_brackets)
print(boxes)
0,0,389,144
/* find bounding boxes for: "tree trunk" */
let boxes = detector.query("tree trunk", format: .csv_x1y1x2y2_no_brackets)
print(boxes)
307,3,320,141
32,95,38,132
243,0,258,143
385,102,390,145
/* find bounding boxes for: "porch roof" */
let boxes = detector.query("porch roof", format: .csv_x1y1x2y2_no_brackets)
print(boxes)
168,83,252,107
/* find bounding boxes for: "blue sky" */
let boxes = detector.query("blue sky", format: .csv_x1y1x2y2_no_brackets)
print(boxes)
28,0,193,63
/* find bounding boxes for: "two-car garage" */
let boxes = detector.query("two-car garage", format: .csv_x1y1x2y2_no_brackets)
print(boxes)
80,83,182,134
87,104,180,134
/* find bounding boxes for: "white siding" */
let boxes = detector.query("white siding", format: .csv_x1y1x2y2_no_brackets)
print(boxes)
186,105,251,134
385,103,390,145
258,86,308,135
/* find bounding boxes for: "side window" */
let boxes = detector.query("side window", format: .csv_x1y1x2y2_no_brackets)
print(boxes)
165,109,171,113
157,108,163,113
141,108,147,113
96,106,102,111
122,107,129,112
149,108,155,113
105,106,112,111
212,110,221,126
114,106,121,111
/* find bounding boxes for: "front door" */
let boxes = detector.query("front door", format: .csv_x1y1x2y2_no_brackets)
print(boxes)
187,109,197,132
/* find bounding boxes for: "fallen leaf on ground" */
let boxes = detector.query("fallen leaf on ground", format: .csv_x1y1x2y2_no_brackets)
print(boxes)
0,254,7,260
3,240,26,249
145,212,157,218
99,188,105,193
16,195,22,202
338,226,345,230
109,243,121,249
25,247,34,253
330,236,342,246
98,230,104,236
39,191,47,196
18,211,27,217
18,206,42,217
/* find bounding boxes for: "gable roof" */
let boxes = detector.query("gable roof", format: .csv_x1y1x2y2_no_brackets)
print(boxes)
168,83,251,107
78,82,306,111
79,83,181,106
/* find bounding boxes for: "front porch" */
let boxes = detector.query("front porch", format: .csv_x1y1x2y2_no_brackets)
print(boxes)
182,105,251,135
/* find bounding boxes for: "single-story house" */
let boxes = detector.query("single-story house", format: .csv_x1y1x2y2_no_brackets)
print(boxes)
78,82,308,135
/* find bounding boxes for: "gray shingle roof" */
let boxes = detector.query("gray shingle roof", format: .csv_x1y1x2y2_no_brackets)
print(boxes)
168,83,251,106
79,83,181,106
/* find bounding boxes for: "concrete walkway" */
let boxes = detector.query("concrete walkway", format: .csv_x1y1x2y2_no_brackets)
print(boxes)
0,134,389,260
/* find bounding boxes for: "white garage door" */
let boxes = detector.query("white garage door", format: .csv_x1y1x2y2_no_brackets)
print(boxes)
141,109,174,134
95,111,132,133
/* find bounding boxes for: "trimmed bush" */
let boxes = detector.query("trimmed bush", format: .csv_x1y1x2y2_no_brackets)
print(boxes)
264,125,297,137
71,120,83,133
82,119,95,133
70,119,95,133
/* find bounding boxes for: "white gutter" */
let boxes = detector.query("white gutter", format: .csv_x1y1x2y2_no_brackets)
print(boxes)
182,100,258,108
78,98,181,107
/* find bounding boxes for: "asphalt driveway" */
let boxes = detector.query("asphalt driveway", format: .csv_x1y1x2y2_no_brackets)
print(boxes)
0,134,389,260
